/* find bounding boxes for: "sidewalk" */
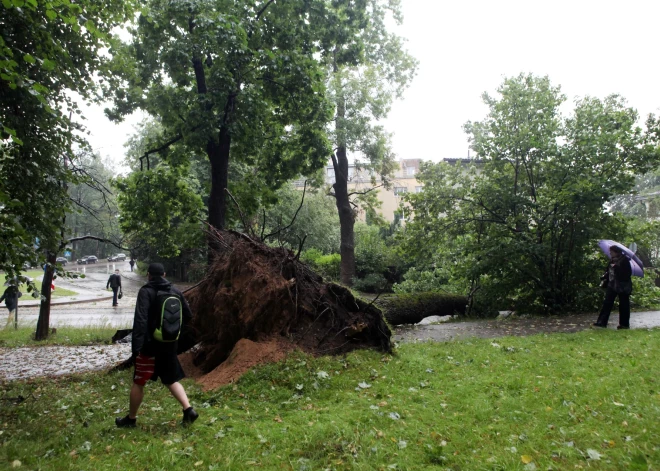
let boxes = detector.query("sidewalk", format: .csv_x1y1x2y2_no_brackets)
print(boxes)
18,286,114,307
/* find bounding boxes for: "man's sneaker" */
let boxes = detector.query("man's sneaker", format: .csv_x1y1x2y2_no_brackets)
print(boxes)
182,407,199,425
617,325,630,330
115,415,136,428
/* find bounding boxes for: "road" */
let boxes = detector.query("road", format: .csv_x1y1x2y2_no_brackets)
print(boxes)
16,260,141,328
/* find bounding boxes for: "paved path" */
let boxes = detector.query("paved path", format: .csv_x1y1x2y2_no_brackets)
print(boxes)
392,310,660,343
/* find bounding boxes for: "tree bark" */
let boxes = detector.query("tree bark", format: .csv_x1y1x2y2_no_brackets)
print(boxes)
207,129,230,259
35,252,56,340
332,58,355,286
333,145,355,286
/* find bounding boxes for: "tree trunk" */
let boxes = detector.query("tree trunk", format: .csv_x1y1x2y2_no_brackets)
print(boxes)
207,129,230,259
35,252,56,340
333,144,355,286
332,70,355,286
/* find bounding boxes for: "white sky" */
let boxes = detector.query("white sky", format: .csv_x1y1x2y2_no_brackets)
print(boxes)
82,0,660,171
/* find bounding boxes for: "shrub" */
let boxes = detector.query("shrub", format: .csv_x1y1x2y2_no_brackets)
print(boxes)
301,249,341,282
353,273,388,293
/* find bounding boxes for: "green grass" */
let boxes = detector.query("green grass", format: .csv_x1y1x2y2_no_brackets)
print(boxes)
0,325,126,348
1,329,659,470
6,270,78,298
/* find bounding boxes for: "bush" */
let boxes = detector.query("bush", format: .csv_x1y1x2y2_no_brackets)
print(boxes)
375,292,468,326
301,249,341,282
353,273,388,293
392,267,450,293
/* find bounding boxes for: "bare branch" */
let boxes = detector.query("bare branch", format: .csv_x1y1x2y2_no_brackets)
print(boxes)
62,236,132,252
255,0,276,21
225,188,253,239
347,184,383,198
263,180,307,240
139,134,184,171
295,234,307,260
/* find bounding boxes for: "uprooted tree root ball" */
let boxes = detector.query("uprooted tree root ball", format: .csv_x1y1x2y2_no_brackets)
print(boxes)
185,230,392,375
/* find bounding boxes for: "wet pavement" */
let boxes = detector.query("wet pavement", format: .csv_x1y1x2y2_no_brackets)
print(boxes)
392,310,660,343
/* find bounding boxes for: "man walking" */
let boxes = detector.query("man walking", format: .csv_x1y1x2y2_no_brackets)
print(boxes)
115,263,198,428
0,284,21,329
106,269,122,307
129,259,135,272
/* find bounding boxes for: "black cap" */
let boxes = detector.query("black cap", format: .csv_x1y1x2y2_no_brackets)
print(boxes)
147,263,165,276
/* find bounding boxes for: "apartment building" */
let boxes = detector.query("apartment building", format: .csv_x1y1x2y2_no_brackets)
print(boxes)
293,158,478,222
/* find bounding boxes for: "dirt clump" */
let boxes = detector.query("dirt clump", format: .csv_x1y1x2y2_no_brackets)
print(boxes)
185,229,391,380
180,338,293,391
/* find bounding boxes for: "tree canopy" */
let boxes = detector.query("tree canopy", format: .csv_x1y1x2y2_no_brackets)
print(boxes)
0,0,135,275
402,74,660,313
105,0,373,254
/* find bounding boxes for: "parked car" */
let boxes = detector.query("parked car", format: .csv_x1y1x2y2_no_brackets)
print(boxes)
86,255,98,264
77,256,90,265
107,253,127,262
55,257,68,266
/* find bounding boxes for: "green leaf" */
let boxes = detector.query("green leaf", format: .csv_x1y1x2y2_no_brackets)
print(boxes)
45,9,57,20
41,59,56,71
2,0,12,9
23,53,36,64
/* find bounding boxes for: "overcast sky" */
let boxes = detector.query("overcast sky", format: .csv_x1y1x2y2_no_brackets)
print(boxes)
82,0,660,171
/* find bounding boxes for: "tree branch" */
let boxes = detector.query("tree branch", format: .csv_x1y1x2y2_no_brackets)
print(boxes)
263,180,307,241
61,236,132,252
224,188,253,238
139,134,184,171
255,0,276,21
347,184,383,198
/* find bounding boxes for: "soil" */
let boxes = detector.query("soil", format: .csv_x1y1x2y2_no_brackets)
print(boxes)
180,337,294,391
186,230,391,374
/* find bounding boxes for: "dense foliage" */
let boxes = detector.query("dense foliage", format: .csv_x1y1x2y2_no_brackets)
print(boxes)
401,74,660,314
0,0,135,275
105,0,374,250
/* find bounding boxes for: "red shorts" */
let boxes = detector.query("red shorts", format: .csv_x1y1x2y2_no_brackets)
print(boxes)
133,354,156,385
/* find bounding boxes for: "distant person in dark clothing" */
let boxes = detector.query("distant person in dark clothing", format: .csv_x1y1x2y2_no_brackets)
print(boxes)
0,285,22,329
115,263,197,428
106,269,122,307
129,259,135,272
594,245,633,329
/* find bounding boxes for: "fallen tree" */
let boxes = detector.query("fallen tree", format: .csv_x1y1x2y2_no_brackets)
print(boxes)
185,229,392,373
375,292,468,326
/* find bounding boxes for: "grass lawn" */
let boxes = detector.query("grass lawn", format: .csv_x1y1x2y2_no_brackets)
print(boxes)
0,329,659,470
6,270,78,298
0,326,125,348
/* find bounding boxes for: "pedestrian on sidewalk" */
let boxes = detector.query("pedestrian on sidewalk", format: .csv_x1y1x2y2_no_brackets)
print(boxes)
594,245,633,329
115,263,198,428
0,285,22,329
106,269,122,307
129,259,135,272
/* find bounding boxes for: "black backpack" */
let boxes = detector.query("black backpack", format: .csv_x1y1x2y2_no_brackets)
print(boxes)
151,288,183,342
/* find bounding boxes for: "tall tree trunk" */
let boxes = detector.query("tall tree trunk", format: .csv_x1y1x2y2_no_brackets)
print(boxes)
35,252,56,340
333,145,355,286
207,128,230,259
332,62,355,286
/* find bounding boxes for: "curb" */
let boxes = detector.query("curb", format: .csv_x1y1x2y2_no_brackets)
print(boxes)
19,295,115,308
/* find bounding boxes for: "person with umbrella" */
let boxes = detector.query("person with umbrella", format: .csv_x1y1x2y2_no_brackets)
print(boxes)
593,242,639,329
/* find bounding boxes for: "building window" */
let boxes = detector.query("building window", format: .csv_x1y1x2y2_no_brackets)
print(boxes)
415,186,423,193
394,187,407,195
406,166,416,176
